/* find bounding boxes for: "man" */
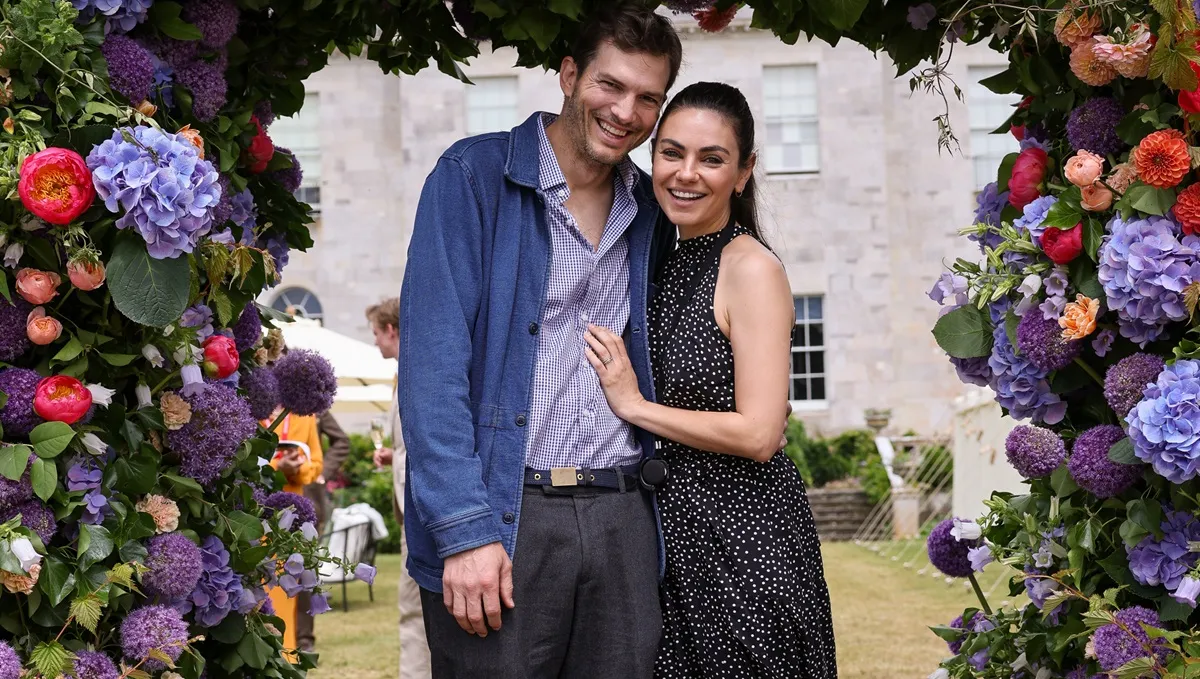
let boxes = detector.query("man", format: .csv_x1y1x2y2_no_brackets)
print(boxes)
397,4,681,677
367,297,431,678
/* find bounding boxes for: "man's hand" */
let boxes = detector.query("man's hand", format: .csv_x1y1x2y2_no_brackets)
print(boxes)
373,447,393,467
277,450,303,477
442,542,514,637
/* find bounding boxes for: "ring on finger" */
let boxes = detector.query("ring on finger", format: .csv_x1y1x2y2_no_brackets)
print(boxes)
602,356,613,366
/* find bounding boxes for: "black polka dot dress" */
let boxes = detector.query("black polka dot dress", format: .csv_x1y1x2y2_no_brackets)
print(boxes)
649,223,838,679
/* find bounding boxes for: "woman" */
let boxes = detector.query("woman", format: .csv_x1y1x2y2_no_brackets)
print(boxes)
584,82,837,679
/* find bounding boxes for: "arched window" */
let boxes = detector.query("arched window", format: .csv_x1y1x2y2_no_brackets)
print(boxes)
271,287,324,321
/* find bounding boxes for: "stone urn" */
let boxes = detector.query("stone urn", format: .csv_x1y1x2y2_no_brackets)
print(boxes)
864,408,892,434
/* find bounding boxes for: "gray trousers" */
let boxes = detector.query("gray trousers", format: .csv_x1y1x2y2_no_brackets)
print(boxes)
420,485,662,679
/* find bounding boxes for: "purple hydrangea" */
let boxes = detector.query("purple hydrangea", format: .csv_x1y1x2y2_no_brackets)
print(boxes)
946,611,994,654
0,367,42,437
0,641,18,679
1013,195,1057,248
0,454,32,512
100,34,153,103
927,517,977,577
263,491,317,528
211,174,233,228
72,650,119,679
67,461,103,492
149,53,176,107
1127,508,1200,593
987,319,1067,424
182,0,239,49
71,0,153,33
1024,566,1061,612
1105,353,1165,420
1128,359,1200,482
267,147,304,194
971,182,1008,251
1067,97,1126,157
1069,425,1142,498
87,126,222,260
272,349,336,415
230,188,256,237
1004,424,1066,478
120,605,190,671
253,99,274,127
0,298,33,363
951,356,993,387
165,382,256,485
80,488,110,525
180,303,215,340
260,233,290,280
242,366,279,420
2,499,57,544
143,532,203,599
175,535,245,626
907,2,937,29
1098,214,1200,346
175,55,228,122
1092,606,1168,671
233,303,262,352
1016,312,1081,372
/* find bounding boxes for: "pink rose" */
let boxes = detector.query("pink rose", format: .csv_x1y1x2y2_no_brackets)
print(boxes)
15,268,60,305
1080,183,1114,212
66,259,105,291
26,307,61,345
1064,150,1105,188
1008,147,1049,210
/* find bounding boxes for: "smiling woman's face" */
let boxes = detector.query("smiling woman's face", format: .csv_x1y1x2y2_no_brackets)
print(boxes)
651,107,753,232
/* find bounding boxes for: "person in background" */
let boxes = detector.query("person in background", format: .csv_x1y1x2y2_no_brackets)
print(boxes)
294,409,351,653
366,297,430,678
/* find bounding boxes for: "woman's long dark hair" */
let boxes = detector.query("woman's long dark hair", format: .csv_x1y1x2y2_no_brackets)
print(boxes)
655,81,765,246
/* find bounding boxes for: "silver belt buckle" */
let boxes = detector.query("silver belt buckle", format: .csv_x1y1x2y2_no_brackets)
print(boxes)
550,467,578,487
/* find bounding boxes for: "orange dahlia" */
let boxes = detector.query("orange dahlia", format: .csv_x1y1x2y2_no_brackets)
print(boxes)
1070,39,1117,87
1175,184,1200,235
1134,129,1192,189
1054,6,1102,48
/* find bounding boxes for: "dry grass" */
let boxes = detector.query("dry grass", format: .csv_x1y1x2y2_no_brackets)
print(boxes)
309,543,995,679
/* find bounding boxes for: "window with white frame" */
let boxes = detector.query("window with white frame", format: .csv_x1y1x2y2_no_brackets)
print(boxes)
466,76,520,135
268,93,322,211
629,139,653,173
790,295,825,403
271,287,323,322
763,65,819,173
967,66,1022,191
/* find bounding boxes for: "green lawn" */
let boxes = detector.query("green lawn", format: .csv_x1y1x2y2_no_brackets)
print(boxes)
309,542,991,679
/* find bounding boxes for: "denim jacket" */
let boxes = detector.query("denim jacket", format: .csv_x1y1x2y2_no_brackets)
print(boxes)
398,113,673,592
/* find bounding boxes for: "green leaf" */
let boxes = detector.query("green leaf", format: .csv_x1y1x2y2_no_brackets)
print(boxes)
148,1,203,40
111,450,159,495
0,444,31,481
1150,39,1200,91
237,631,273,669
805,0,870,31
118,540,148,565
1083,217,1104,262
1126,184,1177,216
1004,310,1020,352
78,524,114,568
1107,438,1139,465
70,594,102,633
1068,258,1105,300
30,457,55,501
547,0,581,19
97,352,137,366
163,473,204,497
30,421,75,459
212,613,247,644
51,336,83,364
931,305,993,359
48,124,117,159
210,287,234,327
472,0,503,18
30,641,70,677
38,557,74,606
996,152,1019,193
1050,465,1078,497
107,236,191,327
1119,518,1150,550
0,271,12,306
978,67,1019,95
1041,200,1083,229
226,510,265,543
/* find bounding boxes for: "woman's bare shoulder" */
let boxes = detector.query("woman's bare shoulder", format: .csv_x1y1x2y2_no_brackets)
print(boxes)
721,234,787,288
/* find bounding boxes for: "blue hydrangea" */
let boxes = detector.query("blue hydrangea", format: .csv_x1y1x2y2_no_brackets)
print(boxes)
211,188,256,246
1127,508,1200,593
149,53,175,108
1098,215,1200,346
86,126,222,260
1013,195,1057,247
1128,359,1200,482
972,181,1008,251
71,0,153,33
174,535,244,627
986,311,1066,424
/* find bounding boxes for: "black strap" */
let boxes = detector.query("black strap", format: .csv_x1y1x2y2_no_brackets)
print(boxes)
664,220,738,339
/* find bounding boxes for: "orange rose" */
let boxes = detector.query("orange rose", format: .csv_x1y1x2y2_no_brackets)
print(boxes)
14,268,60,305
26,306,61,345
1065,150,1105,188
66,259,105,291
1059,294,1100,340
136,100,158,117
1134,129,1192,189
1080,183,1114,212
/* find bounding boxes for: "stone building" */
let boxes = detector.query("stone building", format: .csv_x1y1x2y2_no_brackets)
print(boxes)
265,11,1017,436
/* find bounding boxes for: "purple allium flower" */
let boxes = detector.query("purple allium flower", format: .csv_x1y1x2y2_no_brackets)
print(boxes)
1,499,57,543
0,454,32,512
1016,312,1081,372
180,304,215,339
267,147,303,194
1092,606,1168,671
1004,424,1066,478
211,174,233,228
987,319,1067,424
1064,668,1102,679
1092,329,1115,357
241,367,279,420
71,0,153,33
1067,98,1126,157
1069,425,1141,498
1105,353,1165,420
121,605,189,670
1128,359,1200,482
0,641,18,679
951,356,992,387
233,303,262,352
272,349,336,415
663,0,714,10
1098,214,1200,346
263,491,317,528
1173,576,1200,607
166,382,256,486
145,35,199,69
87,126,222,260
1127,508,1200,591
174,55,228,122
79,489,111,525
927,517,977,577
907,2,937,29
0,367,42,437
72,650,119,679
175,534,244,626
182,0,239,49
142,532,203,599
100,34,153,104
0,298,33,363
253,99,274,127
67,462,103,492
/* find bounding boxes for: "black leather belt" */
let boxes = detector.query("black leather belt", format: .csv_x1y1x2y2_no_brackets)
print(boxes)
524,465,641,491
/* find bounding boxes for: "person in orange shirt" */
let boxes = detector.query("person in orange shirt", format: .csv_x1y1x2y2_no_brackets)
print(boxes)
263,408,324,652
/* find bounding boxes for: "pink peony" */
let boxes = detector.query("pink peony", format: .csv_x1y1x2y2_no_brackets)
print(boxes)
17,148,95,225
33,375,91,424
15,268,60,305
1008,147,1049,210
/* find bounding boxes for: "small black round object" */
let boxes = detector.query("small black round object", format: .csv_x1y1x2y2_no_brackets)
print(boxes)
639,458,669,489
502,512,515,524
529,322,539,335
515,414,527,427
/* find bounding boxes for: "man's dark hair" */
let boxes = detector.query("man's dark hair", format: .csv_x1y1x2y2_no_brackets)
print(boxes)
569,2,683,92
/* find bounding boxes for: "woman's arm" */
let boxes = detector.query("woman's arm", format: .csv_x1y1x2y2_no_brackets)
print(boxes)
586,242,794,462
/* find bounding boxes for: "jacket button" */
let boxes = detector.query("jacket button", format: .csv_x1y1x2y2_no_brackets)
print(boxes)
502,512,515,524
529,322,539,335
515,414,527,427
